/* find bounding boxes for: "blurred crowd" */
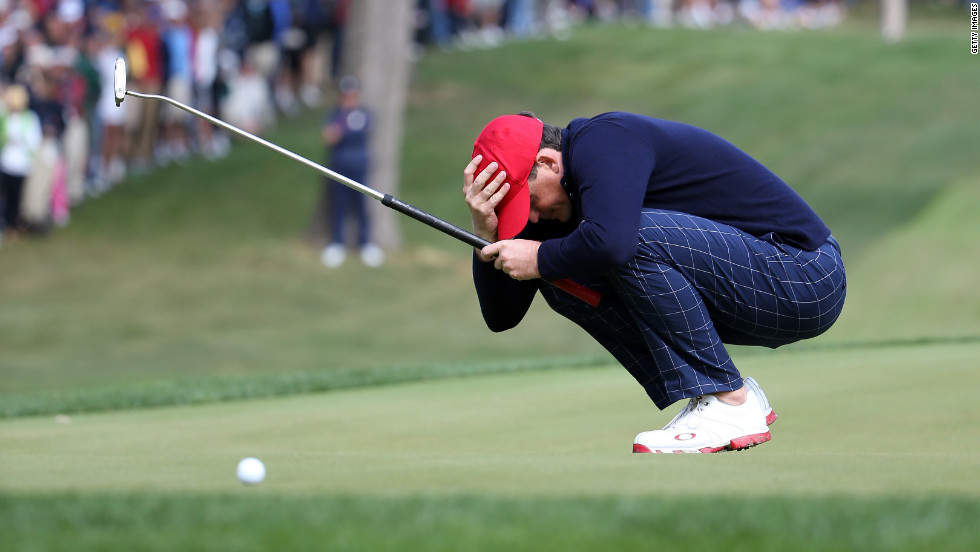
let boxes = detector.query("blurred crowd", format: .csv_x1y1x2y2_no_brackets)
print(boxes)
415,0,846,50
0,0,844,247
0,0,347,244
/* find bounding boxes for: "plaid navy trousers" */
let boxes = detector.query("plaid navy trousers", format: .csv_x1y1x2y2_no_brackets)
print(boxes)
539,209,846,409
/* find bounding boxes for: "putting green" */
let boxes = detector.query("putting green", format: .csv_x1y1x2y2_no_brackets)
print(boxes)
1,342,977,498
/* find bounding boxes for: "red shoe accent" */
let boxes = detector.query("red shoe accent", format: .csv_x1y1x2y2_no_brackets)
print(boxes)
728,430,772,450
698,445,726,453
633,443,653,453
766,410,778,425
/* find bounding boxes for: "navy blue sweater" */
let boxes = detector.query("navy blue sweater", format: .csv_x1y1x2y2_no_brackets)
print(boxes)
474,112,831,331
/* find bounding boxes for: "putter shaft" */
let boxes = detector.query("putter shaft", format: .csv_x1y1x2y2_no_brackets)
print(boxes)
125,90,384,202
119,88,602,307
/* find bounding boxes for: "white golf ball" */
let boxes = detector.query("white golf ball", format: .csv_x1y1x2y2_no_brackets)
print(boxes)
236,457,266,485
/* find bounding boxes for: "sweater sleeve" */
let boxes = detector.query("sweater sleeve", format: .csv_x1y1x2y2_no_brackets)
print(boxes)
472,252,539,332
537,121,655,280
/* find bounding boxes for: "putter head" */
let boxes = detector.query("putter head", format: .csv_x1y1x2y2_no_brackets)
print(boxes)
113,57,127,107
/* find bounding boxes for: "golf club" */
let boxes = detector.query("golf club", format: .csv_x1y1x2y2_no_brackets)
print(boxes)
113,58,601,307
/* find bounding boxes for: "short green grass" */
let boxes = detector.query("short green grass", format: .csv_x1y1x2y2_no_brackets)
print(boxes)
2,343,978,496
1,342,978,550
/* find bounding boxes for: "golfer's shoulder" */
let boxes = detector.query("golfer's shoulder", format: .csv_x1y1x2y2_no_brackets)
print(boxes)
568,112,663,144
570,111,638,132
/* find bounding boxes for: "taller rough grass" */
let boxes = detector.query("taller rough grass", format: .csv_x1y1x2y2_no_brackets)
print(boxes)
2,494,977,552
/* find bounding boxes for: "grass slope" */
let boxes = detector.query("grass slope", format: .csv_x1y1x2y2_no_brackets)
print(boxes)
828,176,980,341
1,20,977,401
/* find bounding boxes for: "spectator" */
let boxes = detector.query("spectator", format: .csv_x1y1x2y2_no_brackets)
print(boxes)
0,83,42,240
63,37,98,206
239,0,279,104
325,0,351,81
222,50,274,134
276,0,324,112
319,75,384,269
158,0,194,165
468,0,504,47
124,1,164,173
21,58,66,232
191,0,226,160
75,28,103,197
416,0,452,48
0,21,24,84
294,0,326,107
92,25,126,192
504,0,536,37
267,0,297,114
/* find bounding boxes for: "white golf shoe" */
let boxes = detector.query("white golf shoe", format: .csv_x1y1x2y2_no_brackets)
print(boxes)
743,376,778,426
633,378,776,454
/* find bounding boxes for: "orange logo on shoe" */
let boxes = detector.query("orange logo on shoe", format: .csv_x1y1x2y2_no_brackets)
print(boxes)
674,433,696,441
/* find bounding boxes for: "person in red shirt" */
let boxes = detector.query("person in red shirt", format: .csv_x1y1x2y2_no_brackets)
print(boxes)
124,3,164,171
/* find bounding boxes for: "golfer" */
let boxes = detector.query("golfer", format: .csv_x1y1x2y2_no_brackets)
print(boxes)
463,112,846,453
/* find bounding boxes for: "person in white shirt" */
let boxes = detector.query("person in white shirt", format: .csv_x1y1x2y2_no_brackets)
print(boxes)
1,84,43,239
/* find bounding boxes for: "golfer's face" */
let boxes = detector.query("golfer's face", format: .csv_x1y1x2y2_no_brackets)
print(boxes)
528,175,572,223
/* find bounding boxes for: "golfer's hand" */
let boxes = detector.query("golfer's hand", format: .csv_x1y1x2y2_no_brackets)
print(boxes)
463,155,510,260
482,239,541,281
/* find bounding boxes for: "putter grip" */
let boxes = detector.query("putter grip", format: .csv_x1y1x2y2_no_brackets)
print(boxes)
382,194,486,249
381,195,601,307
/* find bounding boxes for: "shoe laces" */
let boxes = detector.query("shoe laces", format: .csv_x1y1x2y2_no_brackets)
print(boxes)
663,396,702,430
665,395,722,431
687,396,715,429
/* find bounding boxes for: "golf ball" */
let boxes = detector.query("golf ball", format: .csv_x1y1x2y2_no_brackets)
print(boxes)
236,457,265,485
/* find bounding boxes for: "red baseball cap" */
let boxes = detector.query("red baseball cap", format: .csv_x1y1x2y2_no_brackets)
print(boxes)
472,114,543,240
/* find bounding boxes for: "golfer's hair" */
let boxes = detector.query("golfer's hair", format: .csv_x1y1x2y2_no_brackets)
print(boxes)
518,111,561,181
